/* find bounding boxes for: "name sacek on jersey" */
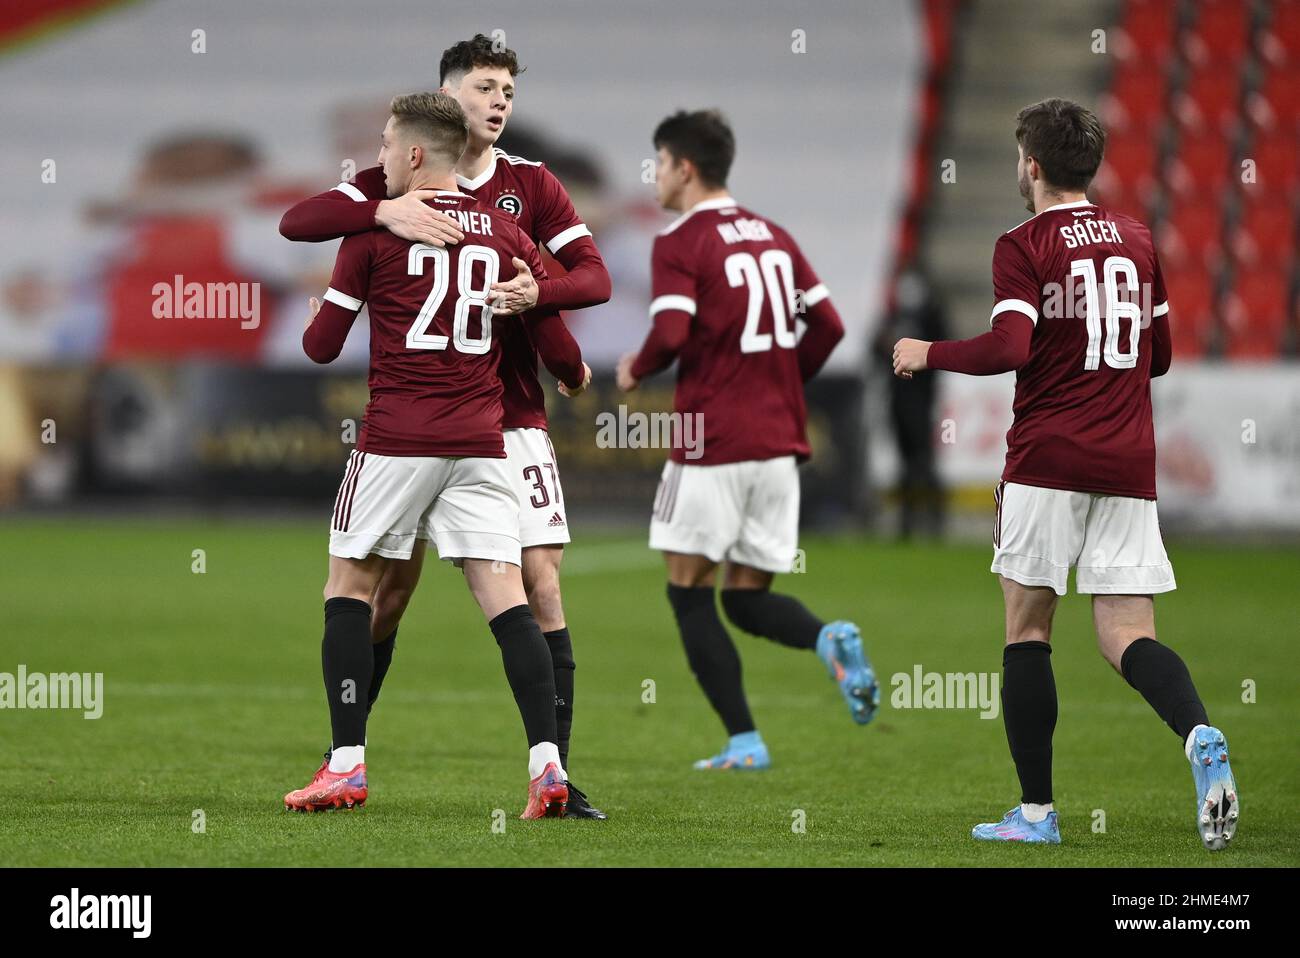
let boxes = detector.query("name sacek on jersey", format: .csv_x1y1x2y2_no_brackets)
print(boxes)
1058,213,1123,249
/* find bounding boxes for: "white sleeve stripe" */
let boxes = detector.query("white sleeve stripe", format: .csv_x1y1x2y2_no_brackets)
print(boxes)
1152,301,1169,317
804,283,830,307
990,298,1038,326
324,287,364,311
545,223,592,253
332,183,367,202
649,294,696,317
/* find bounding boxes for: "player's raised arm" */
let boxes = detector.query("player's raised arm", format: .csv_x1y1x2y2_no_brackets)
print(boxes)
790,245,844,381
894,234,1036,378
302,233,373,363
529,166,611,311
279,166,465,247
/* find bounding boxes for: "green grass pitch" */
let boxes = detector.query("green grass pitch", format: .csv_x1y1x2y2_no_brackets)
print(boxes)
1,517,1296,867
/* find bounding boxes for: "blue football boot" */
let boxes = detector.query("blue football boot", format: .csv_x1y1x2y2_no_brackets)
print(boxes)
1187,725,1239,851
971,806,1061,844
693,730,772,770
815,620,879,724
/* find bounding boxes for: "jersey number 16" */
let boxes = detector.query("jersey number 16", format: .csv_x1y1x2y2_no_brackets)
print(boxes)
1070,255,1141,371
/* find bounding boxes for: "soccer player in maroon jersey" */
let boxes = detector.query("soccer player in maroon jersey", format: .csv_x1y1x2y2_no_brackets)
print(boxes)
893,99,1238,850
615,110,879,771
279,36,611,817
282,93,589,819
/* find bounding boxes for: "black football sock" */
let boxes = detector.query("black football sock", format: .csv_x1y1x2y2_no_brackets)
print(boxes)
491,605,559,748
720,588,823,650
544,628,575,772
321,597,374,750
1120,637,1210,740
366,628,397,714
1001,640,1057,805
666,584,756,736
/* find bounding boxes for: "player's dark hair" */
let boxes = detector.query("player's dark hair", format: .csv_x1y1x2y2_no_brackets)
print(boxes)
439,33,525,85
653,109,735,189
1015,98,1106,192
389,92,468,166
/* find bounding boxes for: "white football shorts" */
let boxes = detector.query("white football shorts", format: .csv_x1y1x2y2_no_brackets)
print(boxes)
991,480,1176,596
648,456,800,574
328,449,520,565
503,427,571,548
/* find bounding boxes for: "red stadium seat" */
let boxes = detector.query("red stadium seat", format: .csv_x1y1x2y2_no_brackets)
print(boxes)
1115,0,1180,64
1175,67,1243,134
1166,130,1234,196
1231,195,1299,266
1161,266,1217,356
1249,63,1300,132
1183,0,1252,66
1158,200,1226,268
1223,265,1293,357
1260,0,1300,65
1103,60,1171,131
1243,132,1300,195
1092,128,1164,209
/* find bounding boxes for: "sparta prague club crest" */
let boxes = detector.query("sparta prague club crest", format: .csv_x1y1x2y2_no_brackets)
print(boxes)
495,191,523,216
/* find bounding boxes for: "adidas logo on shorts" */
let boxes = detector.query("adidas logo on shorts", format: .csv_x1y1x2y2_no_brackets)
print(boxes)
547,512,565,528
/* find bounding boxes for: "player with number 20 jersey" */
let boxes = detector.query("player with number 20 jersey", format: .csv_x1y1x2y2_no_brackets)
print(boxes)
617,110,879,775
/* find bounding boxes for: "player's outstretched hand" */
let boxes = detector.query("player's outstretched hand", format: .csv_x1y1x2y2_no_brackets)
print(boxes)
488,257,539,315
304,296,321,331
616,352,639,392
376,191,465,247
558,362,592,398
892,337,931,379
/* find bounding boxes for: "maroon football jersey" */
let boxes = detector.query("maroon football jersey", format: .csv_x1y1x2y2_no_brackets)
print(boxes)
994,199,1169,499
319,191,550,457
649,197,829,465
344,150,590,430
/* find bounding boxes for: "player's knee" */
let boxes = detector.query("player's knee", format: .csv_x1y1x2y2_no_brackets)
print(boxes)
719,588,767,636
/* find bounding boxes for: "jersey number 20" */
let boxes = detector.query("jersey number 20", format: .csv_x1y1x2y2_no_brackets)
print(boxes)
727,249,798,353
406,243,499,354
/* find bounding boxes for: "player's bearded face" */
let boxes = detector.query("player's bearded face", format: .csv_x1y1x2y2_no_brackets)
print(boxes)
1017,147,1034,213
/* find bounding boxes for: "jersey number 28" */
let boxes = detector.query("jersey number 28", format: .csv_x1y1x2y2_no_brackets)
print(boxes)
406,243,499,354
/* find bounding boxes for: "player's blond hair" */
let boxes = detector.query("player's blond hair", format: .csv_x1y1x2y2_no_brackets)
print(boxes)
389,92,469,167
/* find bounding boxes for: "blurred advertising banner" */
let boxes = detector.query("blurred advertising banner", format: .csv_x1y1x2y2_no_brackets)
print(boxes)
927,364,1300,529
6,364,865,523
